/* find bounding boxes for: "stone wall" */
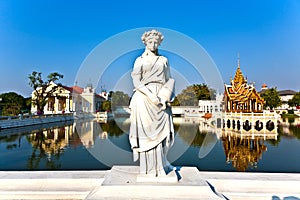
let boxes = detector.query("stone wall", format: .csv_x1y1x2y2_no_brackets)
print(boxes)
0,114,74,130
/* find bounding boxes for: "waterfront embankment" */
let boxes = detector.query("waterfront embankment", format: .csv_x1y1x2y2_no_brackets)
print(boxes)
0,114,73,131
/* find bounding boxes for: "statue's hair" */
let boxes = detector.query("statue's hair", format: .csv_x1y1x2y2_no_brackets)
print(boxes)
141,30,164,45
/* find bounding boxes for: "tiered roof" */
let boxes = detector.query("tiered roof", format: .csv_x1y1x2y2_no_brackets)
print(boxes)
224,59,265,104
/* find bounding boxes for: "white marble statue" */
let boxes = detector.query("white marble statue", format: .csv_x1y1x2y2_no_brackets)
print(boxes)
129,30,180,179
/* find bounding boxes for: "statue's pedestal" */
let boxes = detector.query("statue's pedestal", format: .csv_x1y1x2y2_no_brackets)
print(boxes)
86,166,224,199
136,171,178,183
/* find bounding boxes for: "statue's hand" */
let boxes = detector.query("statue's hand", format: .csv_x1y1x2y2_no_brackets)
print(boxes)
158,97,167,110
137,85,160,105
148,94,160,105
159,103,166,110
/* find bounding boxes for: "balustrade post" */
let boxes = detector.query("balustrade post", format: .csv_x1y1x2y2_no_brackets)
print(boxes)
251,112,255,134
263,111,266,132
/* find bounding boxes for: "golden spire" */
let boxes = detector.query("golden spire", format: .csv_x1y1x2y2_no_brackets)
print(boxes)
233,53,246,88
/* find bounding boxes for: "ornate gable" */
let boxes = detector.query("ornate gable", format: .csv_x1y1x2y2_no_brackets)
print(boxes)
224,56,265,112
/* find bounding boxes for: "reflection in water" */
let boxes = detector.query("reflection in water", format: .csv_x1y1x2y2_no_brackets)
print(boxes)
24,118,277,171
173,116,281,172
74,120,100,148
0,119,131,170
23,118,130,170
175,122,217,148
175,122,202,147
174,120,277,172
222,135,267,172
99,119,128,137
279,117,300,139
0,134,21,150
221,126,278,172
1,117,300,171
74,118,129,146
26,124,74,170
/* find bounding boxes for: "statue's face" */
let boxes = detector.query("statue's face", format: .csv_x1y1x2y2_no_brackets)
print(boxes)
146,38,159,52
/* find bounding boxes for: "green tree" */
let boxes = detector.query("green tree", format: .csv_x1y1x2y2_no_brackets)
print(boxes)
111,91,130,110
193,84,216,100
28,71,63,114
24,97,32,113
260,88,282,110
101,100,111,111
172,84,216,106
176,85,198,106
0,92,27,116
171,96,180,106
288,92,300,108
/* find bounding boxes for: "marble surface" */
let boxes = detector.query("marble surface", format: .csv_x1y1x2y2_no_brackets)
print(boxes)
1,167,300,199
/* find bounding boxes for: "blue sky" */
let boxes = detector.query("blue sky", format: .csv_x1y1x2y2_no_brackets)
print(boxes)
0,0,299,97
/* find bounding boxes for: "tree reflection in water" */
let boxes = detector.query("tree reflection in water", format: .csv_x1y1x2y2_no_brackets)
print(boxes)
0,134,21,150
99,120,125,137
26,127,69,170
175,123,207,147
287,124,300,140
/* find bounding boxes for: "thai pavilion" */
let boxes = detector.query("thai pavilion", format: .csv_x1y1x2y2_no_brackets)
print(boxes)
224,59,265,113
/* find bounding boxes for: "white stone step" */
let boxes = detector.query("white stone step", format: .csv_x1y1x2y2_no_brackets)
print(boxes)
86,166,224,200
1,168,300,200
0,191,88,200
87,185,221,200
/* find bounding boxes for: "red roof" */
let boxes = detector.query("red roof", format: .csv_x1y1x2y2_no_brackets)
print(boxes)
61,85,84,94
70,86,84,94
262,83,267,88
61,85,72,92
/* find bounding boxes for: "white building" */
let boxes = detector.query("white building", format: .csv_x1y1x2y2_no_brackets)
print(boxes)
260,83,297,113
31,82,106,115
277,90,297,111
198,93,223,113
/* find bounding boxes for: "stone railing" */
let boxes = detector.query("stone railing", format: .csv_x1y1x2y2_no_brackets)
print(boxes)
0,113,74,130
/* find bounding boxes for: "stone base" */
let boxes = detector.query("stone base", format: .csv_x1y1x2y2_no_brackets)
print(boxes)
101,165,204,185
86,165,224,199
136,171,178,183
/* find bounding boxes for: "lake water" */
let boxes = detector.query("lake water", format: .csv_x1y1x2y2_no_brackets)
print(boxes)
1,117,300,172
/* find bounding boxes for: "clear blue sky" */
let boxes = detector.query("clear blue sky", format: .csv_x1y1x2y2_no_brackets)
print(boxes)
1,0,299,97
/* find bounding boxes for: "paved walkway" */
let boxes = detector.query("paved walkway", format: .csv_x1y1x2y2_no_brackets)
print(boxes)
0,166,300,200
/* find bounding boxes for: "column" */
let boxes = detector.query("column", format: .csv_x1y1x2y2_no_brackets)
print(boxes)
240,112,243,134
263,111,266,133
66,96,70,113
227,100,230,111
54,97,59,114
251,112,254,134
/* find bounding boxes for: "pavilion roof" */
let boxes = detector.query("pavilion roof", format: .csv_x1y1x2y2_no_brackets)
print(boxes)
224,60,265,104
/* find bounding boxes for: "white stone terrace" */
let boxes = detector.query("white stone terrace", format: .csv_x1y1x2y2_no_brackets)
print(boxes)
0,166,300,200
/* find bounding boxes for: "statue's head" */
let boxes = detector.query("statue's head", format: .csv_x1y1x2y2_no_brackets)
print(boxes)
141,30,164,46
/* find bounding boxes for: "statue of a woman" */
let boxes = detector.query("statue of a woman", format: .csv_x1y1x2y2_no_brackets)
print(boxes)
129,30,177,177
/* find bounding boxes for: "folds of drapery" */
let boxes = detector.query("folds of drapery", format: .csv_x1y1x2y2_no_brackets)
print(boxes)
129,83,174,161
